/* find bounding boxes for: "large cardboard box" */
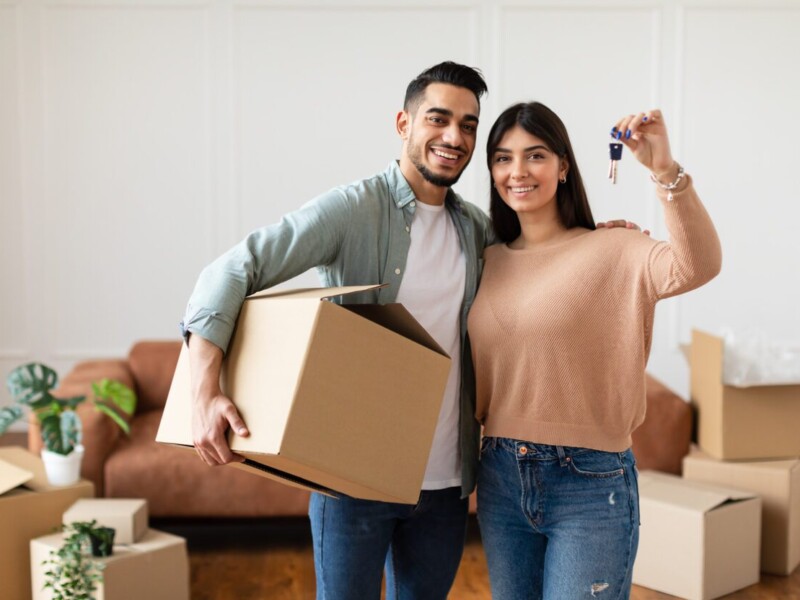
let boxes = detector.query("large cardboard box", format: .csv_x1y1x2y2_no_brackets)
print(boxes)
690,329,800,460
63,498,148,544
633,470,761,600
31,528,189,600
683,448,800,576
0,447,94,600
157,285,451,504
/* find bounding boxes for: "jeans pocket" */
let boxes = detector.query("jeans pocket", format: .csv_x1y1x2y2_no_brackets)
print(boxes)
568,449,625,479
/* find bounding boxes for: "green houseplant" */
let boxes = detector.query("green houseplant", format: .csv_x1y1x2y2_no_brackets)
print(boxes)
1,363,137,485
42,520,116,600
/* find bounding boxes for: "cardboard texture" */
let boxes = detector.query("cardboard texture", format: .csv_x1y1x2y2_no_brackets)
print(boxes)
690,329,800,460
633,470,761,600
31,529,189,600
63,498,149,545
683,448,800,575
0,447,94,600
157,285,452,504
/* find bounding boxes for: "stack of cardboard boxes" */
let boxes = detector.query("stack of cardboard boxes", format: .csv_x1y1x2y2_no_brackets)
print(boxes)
30,498,190,600
0,447,94,600
633,330,800,600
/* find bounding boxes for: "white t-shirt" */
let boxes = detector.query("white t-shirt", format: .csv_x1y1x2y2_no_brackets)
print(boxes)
395,200,465,490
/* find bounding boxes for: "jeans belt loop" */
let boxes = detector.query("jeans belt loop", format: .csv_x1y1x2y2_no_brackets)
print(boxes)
556,445,568,466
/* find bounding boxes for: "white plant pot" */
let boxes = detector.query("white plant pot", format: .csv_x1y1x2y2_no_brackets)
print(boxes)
41,444,84,486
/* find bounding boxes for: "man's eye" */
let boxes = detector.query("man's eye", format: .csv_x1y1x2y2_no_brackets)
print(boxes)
462,124,476,133
429,117,445,124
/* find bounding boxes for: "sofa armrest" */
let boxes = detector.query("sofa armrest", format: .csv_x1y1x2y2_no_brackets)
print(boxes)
632,373,693,475
28,359,135,495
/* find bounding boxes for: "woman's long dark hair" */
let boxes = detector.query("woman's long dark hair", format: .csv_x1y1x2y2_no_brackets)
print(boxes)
487,102,595,243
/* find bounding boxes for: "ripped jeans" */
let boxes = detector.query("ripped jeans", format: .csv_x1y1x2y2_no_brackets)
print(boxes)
477,438,640,599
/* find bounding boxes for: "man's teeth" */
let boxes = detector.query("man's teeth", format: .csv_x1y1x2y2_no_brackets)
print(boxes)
511,186,536,192
433,149,458,160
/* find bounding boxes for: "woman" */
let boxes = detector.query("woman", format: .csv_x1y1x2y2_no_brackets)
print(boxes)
467,102,721,599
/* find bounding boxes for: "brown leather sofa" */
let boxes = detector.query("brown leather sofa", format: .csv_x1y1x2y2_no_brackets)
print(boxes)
30,341,692,517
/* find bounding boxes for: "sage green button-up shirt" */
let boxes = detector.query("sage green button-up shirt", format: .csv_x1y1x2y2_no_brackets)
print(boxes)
181,161,495,498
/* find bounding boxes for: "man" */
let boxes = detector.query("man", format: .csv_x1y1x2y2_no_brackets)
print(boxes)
183,62,632,599
184,62,490,599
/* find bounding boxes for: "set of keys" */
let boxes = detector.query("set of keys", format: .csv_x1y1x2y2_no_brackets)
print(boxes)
608,142,623,184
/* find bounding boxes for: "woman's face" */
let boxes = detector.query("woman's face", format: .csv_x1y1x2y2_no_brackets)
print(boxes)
490,125,567,216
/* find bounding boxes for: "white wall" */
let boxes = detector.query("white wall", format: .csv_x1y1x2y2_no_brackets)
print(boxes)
2,0,799,419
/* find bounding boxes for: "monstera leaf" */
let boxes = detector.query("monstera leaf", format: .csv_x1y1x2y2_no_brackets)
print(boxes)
6,363,59,408
40,409,83,455
40,412,66,454
60,410,82,452
0,405,24,435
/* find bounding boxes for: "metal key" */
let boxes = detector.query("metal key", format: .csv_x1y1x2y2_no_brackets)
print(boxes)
608,143,623,184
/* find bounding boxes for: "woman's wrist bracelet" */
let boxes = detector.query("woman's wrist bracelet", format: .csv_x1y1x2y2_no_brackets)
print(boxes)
650,162,685,202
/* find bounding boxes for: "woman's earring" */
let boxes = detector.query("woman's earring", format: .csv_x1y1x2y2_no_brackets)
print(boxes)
559,175,567,183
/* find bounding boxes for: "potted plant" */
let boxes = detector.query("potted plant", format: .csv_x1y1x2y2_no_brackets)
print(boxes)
0,363,137,486
42,520,116,600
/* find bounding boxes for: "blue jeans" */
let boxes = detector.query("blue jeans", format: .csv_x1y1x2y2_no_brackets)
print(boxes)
308,487,468,600
477,438,640,599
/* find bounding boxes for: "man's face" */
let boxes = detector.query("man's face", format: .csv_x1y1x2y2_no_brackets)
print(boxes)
401,83,480,188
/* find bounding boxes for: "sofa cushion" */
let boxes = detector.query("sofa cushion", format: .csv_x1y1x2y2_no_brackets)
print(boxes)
105,410,311,517
128,341,182,412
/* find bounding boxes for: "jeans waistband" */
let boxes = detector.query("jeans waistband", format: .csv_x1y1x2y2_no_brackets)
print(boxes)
483,436,629,461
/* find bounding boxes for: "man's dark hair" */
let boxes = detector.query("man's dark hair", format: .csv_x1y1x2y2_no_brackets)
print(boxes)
487,102,595,243
404,61,488,112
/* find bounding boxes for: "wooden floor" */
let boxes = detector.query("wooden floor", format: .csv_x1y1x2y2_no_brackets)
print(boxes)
2,434,796,599
157,518,800,600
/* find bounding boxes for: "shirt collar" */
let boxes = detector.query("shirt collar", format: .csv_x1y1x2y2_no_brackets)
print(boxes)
386,160,463,212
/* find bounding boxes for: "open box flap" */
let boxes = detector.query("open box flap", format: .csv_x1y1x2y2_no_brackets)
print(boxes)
343,303,447,356
639,470,757,513
0,447,49,493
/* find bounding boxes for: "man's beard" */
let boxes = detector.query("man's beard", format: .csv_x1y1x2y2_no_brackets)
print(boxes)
407,139,468,188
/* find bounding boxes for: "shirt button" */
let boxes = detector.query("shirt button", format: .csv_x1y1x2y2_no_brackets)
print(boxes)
394,268,401,275
410,201,416,208
519,447,527,455
405,226,410,233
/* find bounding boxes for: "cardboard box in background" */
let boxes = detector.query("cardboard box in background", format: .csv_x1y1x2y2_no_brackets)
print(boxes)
690,329,800,460
683,448,800,576
0,447,94,600
31,529,189,600
633,470,761,600
63,498,148,545
157,285,451,504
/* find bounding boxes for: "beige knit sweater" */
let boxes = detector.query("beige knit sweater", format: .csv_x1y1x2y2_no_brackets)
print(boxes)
468,178,722,452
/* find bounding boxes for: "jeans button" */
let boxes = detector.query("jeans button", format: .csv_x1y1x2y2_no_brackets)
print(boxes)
519,447,527,455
